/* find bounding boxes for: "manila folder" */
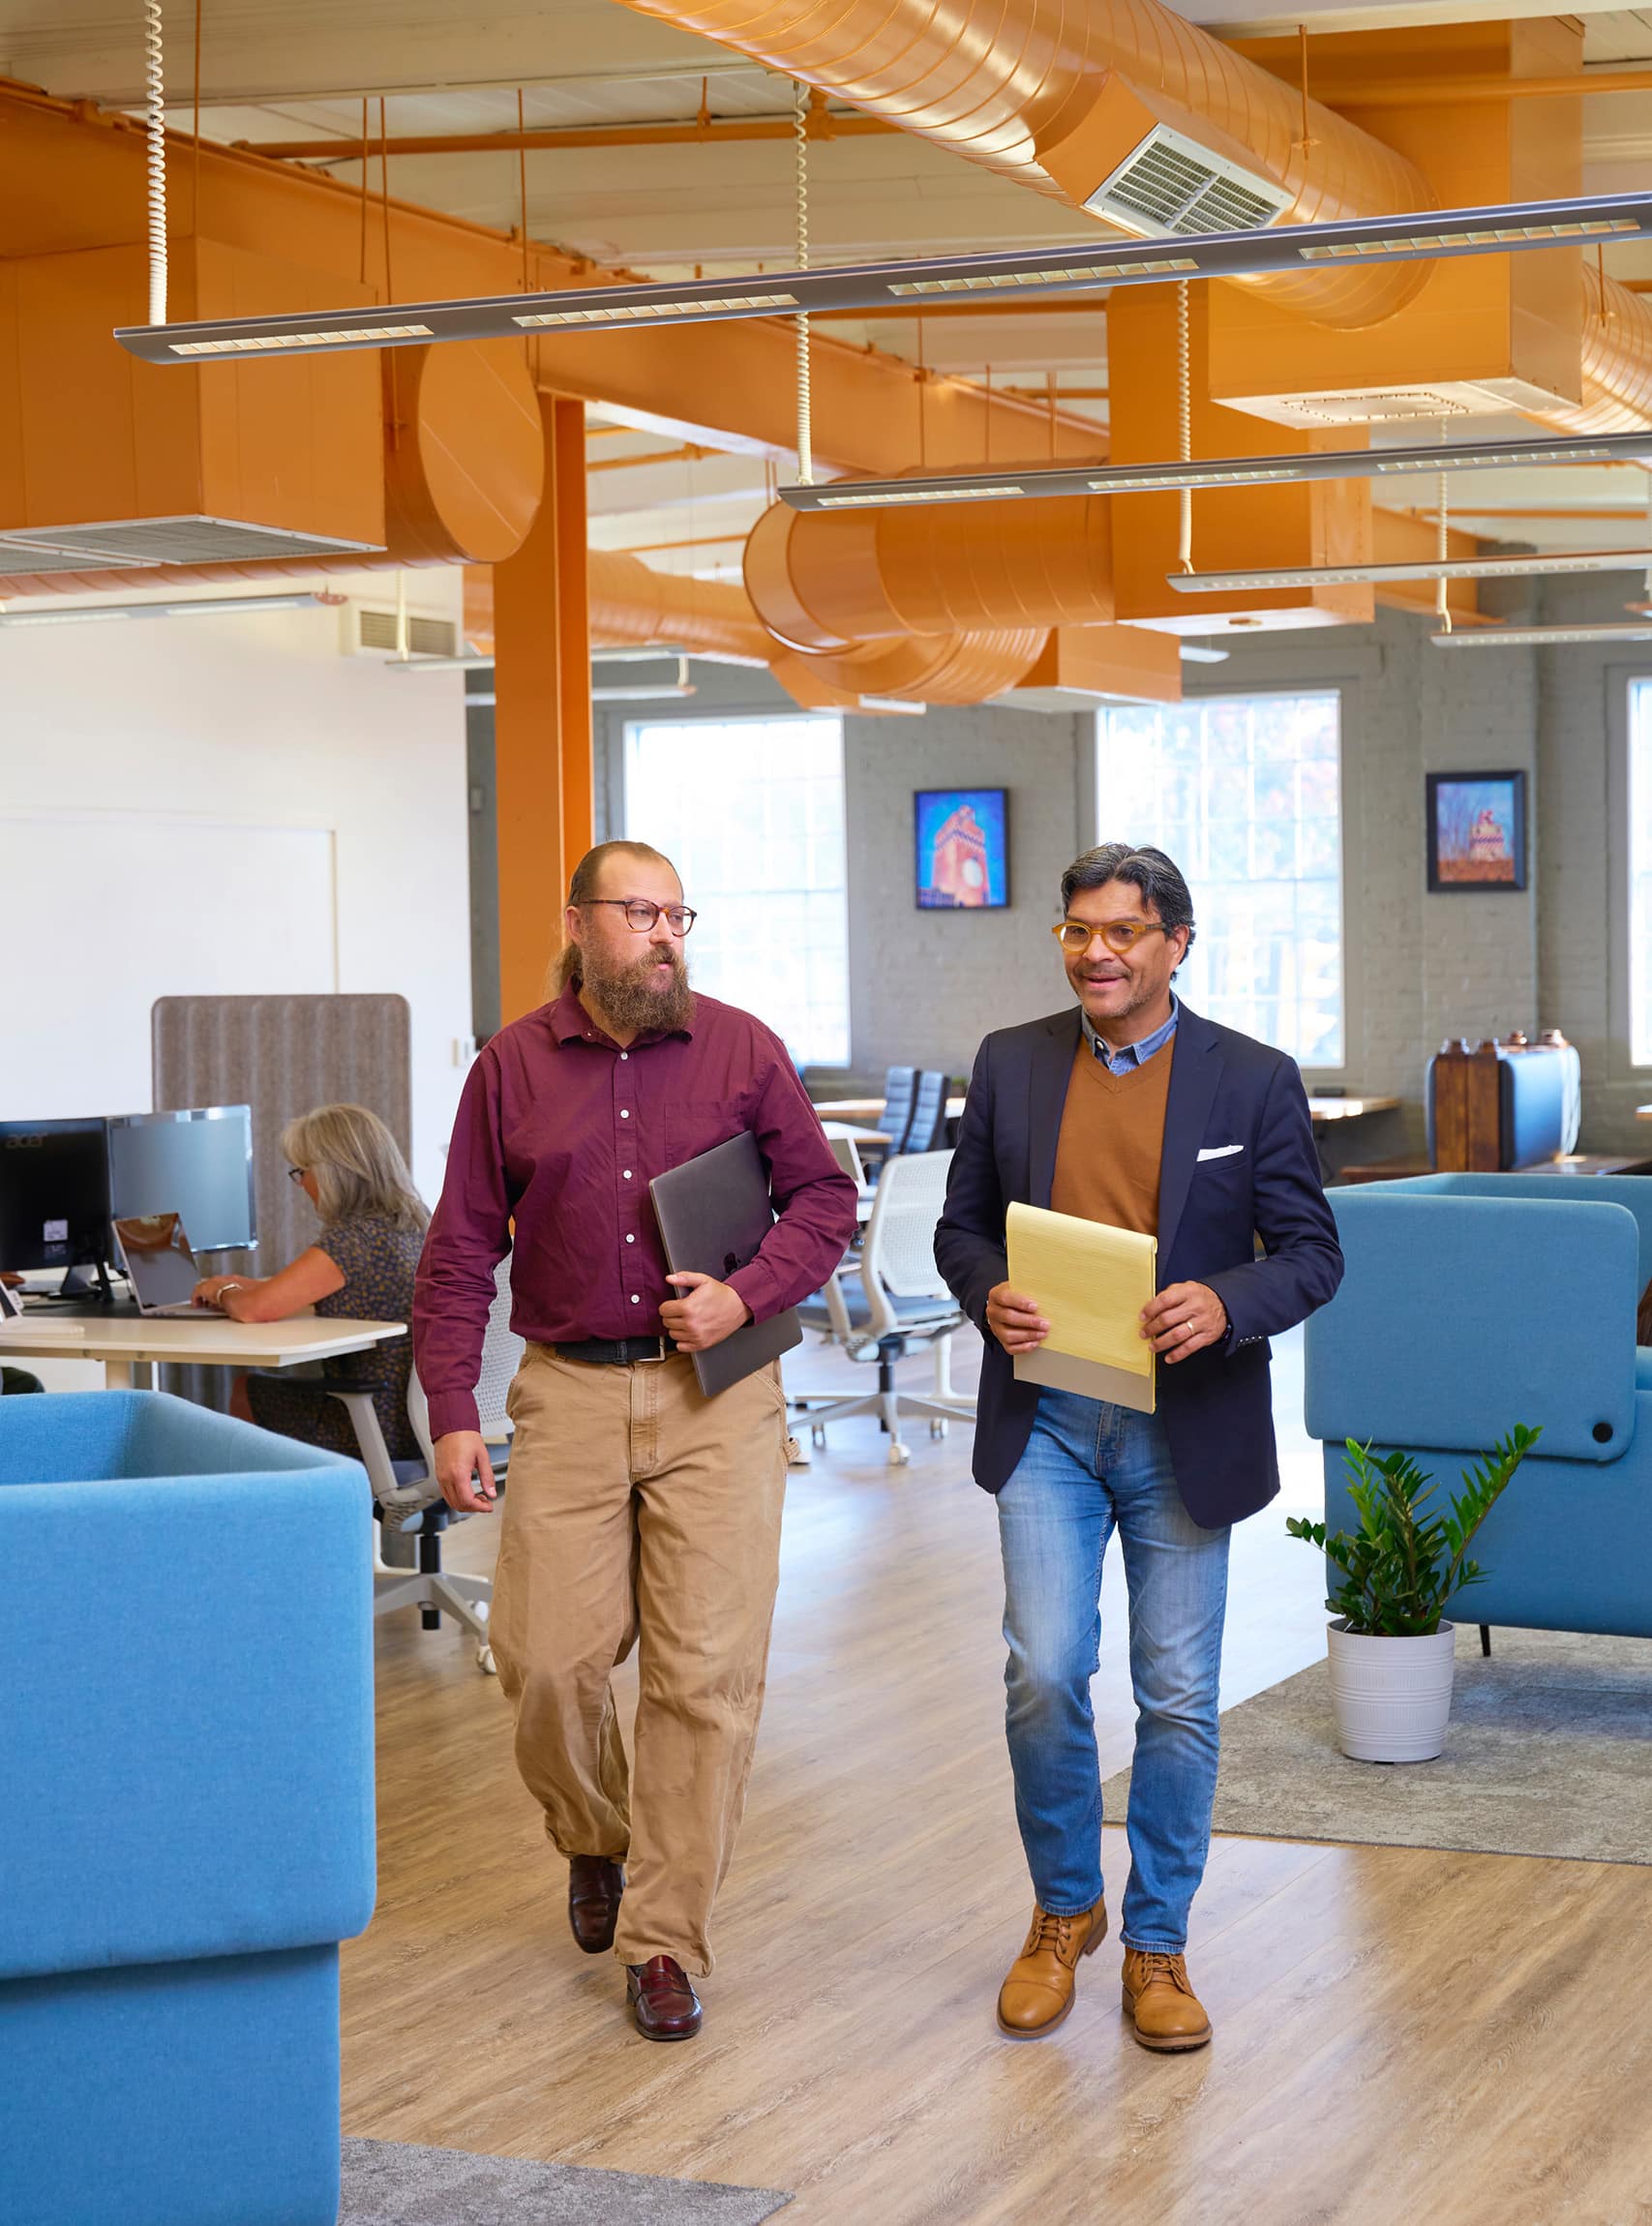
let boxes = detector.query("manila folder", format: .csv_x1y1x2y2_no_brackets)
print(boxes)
1005,1200,1156,1413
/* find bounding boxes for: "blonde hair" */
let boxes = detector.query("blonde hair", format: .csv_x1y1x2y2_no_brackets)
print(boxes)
279,1103,428,1233
552,839,679,993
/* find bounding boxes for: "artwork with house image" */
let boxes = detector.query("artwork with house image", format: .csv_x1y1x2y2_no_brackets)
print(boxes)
1427,770,1527,891
915,788,1009,910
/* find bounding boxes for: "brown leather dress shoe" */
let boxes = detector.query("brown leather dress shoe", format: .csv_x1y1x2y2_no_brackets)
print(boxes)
567,1854,625,1955
626,1955,704,2042
1121,1949,1213,2052
996,1898,1107,2039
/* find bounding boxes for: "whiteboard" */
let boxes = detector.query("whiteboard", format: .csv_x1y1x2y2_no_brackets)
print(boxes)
0,811,337,1120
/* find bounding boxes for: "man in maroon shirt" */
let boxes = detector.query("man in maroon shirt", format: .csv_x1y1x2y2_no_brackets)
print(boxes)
414,839,856,2042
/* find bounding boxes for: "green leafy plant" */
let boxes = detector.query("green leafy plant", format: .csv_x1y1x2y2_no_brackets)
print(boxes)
1285,1425,1542,1638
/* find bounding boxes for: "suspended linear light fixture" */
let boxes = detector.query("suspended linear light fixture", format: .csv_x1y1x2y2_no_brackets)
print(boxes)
1168,549,1652,591
1431,620,1652,647
113,193,1652,365
778,432,1652,512
0,591,330,627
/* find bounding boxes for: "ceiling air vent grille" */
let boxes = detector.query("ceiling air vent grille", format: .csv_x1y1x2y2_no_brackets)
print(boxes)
0,516,381,567
1087,127,1293,239
356,609,459,657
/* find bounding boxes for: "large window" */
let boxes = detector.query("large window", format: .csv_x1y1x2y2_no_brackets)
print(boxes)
1630,680,1652,1066
623,715,850,1068
1096,691,1344,1066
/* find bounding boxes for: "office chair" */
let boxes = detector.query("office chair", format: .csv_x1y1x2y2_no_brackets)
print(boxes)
880,1066,917,1154
790,1150,976,1466
329,1255,523,1673
903,1068,951,1155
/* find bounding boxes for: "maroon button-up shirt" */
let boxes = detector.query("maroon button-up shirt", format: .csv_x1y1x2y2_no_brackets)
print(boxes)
414,983,859,1438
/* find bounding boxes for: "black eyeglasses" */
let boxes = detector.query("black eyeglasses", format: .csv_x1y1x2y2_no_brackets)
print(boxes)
583,898,698,936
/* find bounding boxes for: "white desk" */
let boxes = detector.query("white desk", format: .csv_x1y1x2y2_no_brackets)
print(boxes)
0,1313,405,1392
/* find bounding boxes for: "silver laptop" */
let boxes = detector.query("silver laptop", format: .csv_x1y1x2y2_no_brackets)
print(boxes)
112,1213,216,1316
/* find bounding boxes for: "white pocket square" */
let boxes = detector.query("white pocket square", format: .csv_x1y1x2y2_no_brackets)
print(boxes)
1196,1143,1245,1162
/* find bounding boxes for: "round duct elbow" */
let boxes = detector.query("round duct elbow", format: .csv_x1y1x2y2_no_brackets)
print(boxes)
383,341,545,564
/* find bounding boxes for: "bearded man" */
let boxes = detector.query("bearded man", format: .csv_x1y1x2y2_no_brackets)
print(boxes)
414,840,856,2042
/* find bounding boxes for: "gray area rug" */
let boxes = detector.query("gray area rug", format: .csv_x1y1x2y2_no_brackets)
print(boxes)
340,2137,790,2225
1102,1624,1652,1865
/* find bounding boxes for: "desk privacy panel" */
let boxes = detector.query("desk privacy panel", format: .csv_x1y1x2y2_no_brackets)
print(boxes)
152,994,412,1269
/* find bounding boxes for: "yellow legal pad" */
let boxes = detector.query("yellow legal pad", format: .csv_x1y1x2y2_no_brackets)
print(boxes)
1005,1200,1157,1414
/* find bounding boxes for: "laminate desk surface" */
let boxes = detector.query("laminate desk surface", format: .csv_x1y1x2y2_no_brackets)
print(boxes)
0,1311,405,1392
814,1096,966,1127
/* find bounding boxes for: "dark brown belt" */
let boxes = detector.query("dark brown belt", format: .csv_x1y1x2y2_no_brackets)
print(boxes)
552,1335,677,1367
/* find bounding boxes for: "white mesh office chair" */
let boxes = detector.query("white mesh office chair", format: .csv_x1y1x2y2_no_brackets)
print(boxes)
791,1150,976,1466
329,1256,523,1673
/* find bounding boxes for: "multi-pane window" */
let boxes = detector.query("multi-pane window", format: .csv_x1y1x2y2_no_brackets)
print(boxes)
1096,691,1344,1066
623,716,850,1068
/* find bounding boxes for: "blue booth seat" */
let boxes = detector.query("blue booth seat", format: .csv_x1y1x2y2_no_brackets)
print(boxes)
0,1392,376,2226
1305,1174,1652,1640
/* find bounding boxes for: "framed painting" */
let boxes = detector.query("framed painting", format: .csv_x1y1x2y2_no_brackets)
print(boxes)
915,788,1010,910
1426,770,1527,892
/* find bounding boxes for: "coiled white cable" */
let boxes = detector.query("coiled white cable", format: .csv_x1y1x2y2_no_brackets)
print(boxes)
1436,464,1451,635
794,81,814,487
143,0,167,324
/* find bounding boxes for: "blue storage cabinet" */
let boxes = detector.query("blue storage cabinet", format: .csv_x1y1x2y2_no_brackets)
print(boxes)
0,1393,376,2226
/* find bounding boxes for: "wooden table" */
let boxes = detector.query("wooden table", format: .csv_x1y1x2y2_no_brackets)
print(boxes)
1307,1095,1400,1126
814,1096,966,1127
0,1311,406,1392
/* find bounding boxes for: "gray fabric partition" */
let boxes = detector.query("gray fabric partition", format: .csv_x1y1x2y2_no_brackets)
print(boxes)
151,995,412,1406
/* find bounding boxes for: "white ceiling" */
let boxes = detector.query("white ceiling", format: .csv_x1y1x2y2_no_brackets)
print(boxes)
5,0,1652,570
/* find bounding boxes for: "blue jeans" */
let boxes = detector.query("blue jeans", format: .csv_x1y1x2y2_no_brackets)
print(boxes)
997,1388,1231,1953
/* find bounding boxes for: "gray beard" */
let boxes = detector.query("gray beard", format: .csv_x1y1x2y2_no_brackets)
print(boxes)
581,944,694,1037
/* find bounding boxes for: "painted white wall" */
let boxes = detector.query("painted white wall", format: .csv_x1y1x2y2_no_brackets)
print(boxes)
0,570,473,1210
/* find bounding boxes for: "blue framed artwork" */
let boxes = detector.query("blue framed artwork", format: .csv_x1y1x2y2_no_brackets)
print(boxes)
1426,770,1527,891
915,788,1010,910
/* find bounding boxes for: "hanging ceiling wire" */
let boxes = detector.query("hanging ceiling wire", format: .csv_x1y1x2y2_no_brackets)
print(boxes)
142,0,167,323
1436,466,1453,635
793,80,814,487
1176,282,1194,575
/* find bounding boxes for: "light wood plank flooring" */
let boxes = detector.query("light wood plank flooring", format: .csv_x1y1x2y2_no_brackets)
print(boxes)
344,1330,1652,2225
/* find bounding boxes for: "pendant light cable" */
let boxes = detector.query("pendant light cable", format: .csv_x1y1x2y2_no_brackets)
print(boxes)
1176,282,1194,574
794,81,814,486
143,0,167,323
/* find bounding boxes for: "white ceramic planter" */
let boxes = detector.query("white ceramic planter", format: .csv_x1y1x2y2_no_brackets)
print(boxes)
1326,1619,1457,1762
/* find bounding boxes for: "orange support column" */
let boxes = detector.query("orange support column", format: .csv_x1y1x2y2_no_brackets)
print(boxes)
493,394,593,1025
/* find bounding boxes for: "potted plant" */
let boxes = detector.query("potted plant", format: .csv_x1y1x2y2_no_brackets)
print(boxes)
1286,1424,1541,1762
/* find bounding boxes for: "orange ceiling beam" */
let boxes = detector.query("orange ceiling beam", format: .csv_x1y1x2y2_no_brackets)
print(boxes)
1311,67,1652,107
243,112,900,162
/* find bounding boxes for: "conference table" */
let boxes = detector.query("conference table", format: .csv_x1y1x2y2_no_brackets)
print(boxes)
0,1309,406,1392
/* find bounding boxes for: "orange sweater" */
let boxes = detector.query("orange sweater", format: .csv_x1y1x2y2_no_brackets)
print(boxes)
1049,1036,1175,1236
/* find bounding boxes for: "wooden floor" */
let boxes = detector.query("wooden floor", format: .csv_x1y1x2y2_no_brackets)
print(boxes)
345,1331,1652,2225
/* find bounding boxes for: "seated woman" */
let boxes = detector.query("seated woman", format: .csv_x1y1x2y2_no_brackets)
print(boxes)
193,1102,428,1462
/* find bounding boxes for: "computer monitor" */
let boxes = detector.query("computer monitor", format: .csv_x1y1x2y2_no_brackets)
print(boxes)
0,1119,112,1283
106,1106,257,1255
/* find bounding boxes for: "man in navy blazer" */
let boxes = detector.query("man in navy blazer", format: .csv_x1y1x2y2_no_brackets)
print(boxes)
935,842,1342,2054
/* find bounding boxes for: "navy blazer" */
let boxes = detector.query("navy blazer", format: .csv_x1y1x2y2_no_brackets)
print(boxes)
933,1000,1344,1528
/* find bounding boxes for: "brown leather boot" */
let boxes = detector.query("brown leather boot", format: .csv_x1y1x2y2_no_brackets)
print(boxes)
567,1855,624,1955
995,1899,1107,2039
626,1955,704,2041
1120,1949,1213,2052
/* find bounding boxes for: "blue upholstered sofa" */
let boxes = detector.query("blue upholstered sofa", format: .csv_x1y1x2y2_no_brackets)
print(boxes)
1304,1174,1652,1639
0,1393,376,2226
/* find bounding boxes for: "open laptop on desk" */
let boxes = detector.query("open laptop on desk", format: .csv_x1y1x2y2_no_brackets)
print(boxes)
111,1213,224,1317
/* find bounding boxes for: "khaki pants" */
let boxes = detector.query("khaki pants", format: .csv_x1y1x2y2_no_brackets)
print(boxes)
492,1346,790,1974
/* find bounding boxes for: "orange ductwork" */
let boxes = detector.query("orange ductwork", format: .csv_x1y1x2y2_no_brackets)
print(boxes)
1543,265,1652,436
612,0,1430,327
586,550,775,665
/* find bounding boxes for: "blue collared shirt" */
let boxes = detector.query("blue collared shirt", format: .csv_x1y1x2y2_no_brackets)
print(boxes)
1080,994,1180,1077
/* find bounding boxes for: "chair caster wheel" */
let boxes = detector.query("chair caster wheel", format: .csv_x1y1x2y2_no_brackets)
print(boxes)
887,1441,911,1467
929,1419,947,1439
811,1427,826,1449
477,1644,497,1674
